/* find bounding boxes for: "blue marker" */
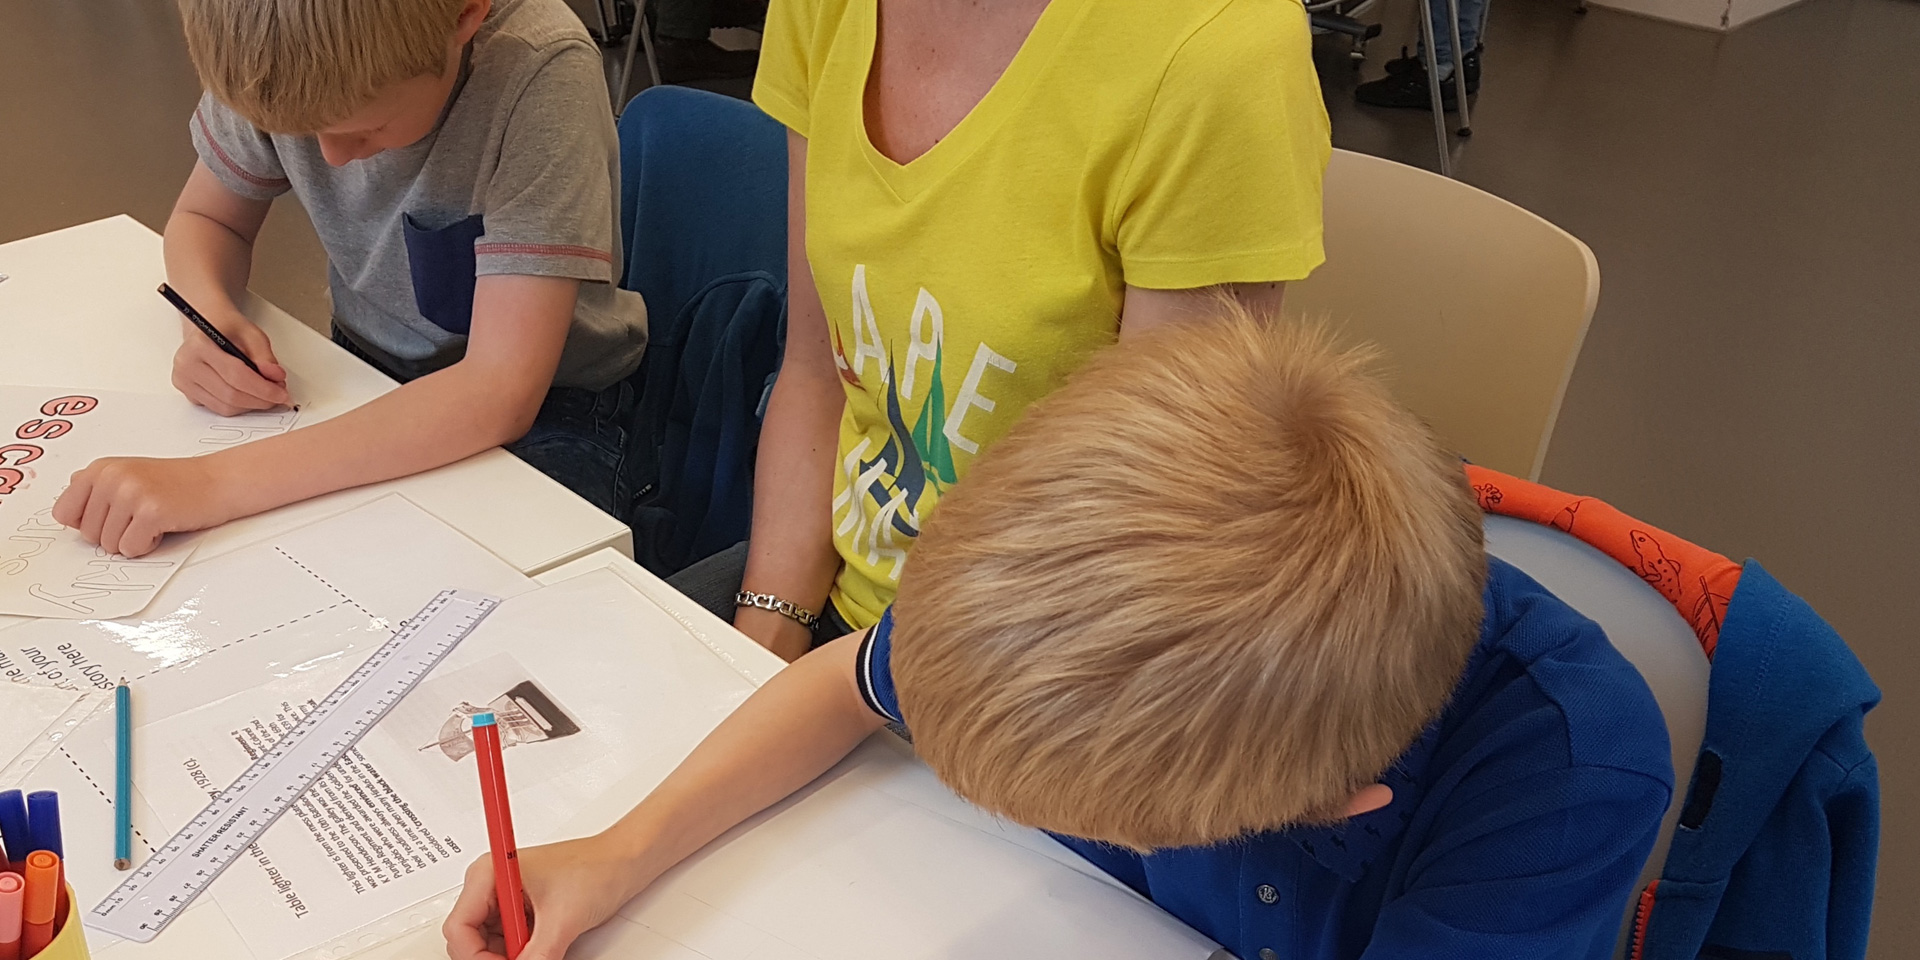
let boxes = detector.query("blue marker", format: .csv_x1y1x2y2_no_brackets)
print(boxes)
0,790,26,868
25,792,60,859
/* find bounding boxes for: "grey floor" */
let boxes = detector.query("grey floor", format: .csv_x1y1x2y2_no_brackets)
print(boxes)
2,0,1914,955
1320,3,1920,955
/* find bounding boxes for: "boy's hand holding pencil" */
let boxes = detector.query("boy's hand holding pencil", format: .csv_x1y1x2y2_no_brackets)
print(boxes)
169,308,291,417
161,284,292,417
447,712,659,960
48,283,296,559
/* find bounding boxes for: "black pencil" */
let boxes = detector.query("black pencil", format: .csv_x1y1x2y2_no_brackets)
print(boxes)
157,282,265,376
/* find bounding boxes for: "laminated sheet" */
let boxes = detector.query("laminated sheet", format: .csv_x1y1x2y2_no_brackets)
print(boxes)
0,385,298,619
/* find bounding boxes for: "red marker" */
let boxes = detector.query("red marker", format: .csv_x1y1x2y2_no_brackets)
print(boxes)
471,713,527,959
20,852,56,958
0,871,22,960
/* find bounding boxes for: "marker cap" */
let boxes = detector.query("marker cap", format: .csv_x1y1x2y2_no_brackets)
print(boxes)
21,852,56,925
470,712,497,728
0,872,22,940
0,791,26,865
24,793,60,859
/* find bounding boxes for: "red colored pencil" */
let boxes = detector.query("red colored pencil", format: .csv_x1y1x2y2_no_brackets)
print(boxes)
471,713,528,959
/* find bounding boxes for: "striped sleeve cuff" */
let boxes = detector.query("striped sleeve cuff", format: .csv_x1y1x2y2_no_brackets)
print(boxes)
856,608,902,724
474,241,615,283
191,107,289,200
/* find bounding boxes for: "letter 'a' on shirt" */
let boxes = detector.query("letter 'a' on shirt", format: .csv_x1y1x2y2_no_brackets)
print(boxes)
189,0,648,391
754,0,1332,628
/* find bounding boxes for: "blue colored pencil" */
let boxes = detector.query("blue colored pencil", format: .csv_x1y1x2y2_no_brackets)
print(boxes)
115,680,133,870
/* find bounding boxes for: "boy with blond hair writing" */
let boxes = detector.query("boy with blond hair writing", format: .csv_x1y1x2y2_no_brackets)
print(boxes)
445,311,1675,960
55,0,646,556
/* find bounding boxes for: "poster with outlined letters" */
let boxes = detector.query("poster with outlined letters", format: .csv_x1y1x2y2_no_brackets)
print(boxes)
0,385,298,619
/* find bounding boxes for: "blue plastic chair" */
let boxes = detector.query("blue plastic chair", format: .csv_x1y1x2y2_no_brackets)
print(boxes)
616,86,788,574
617,85,787,332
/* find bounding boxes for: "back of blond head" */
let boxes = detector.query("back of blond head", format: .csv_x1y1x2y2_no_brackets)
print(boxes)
179,0,469,132
891,305,1486,851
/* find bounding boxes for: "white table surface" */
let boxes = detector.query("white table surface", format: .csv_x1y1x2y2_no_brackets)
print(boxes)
76,549,774,960
0,216,632,578
5,218,1214,960
331,548,786,960
262,551,1215,960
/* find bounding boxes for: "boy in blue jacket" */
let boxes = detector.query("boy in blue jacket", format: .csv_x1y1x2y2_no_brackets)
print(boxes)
445,311,1675,960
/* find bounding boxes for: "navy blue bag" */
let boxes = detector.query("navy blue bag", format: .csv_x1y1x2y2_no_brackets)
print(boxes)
616,86,788,574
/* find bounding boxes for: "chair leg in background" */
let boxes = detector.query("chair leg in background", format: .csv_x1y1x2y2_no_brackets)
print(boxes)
1416,0,1453,177
1445,0,1472,136
620,4,664,107
641,10,663,88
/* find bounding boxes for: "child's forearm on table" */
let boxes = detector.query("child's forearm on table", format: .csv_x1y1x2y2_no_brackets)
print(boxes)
203,360,542,518
599,633,884,887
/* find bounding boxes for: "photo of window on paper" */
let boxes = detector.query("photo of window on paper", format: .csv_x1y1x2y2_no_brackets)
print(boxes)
420,679,582,761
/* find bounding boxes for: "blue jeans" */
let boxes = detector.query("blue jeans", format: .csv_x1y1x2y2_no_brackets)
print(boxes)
1424,0,1490,74
330,326,640,518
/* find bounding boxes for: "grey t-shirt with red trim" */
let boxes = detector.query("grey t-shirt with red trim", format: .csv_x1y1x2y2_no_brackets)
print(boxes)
190,0,647,391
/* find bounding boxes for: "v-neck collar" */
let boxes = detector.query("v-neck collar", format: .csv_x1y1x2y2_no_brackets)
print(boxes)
852,0,1091,201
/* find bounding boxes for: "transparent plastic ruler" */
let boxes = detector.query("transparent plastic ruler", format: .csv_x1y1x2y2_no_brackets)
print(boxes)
85,588,501,943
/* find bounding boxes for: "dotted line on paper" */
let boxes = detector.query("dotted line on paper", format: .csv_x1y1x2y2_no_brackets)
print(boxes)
45,547,380,866
130,600,350,682
274,547,374,617
61,747,157,854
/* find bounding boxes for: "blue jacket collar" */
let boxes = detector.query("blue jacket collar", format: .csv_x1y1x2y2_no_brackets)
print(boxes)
1277,579,1515,882
1279,563,1521,880
1282,717,1445,880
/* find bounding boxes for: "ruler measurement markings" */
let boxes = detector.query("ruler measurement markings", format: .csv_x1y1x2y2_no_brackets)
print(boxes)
85,589,499,942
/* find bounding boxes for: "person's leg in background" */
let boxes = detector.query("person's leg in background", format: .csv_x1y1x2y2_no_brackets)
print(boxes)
1353,0,1487,110
667,539,750,621
506,378,640,519
1460,0,1488,89
653,0,759,82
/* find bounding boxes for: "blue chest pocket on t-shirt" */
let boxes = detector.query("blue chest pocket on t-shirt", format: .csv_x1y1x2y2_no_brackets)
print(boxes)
403,212,485,335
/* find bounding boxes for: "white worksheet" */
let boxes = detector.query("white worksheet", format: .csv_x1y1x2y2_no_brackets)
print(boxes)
108,569,757,959
0,385,300,619
8,495,1218,960
0,495,535,932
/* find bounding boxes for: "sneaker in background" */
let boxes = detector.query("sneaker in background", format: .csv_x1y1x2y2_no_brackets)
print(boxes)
1354,44,1481,110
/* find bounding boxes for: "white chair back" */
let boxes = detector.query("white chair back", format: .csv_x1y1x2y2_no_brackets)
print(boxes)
1288,150,1600,480
1484,515,1709,956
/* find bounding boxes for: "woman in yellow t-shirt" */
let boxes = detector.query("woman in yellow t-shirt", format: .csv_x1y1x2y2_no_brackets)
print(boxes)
713,0,1331,660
